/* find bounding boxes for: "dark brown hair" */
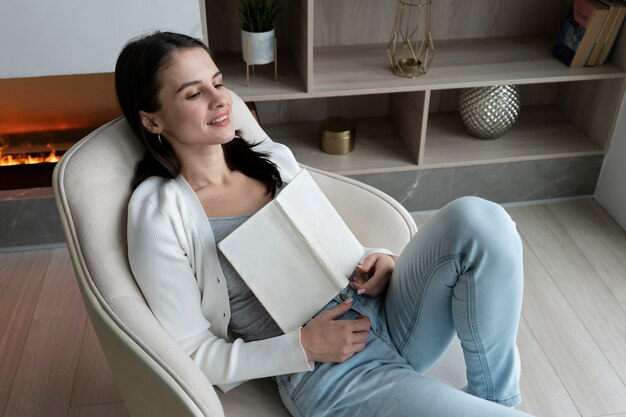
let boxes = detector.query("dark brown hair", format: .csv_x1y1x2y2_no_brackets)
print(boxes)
114,31,282,193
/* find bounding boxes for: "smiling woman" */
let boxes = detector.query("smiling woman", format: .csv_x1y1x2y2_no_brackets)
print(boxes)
139,50,235,149
116,31,533,417
114,32,283,198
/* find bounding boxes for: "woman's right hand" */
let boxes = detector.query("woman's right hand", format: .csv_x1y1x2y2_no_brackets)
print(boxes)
300,299,371,363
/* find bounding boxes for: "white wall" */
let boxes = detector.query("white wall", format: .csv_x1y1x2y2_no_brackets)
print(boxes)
596,94,626,231
0,0,204,79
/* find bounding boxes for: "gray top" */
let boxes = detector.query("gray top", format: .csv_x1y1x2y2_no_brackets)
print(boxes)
209,213,283,342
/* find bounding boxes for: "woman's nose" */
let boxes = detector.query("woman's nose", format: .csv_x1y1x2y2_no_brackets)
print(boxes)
209,90,227,109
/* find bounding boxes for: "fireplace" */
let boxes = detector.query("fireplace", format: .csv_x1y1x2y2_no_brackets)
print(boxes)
0,73,121,191
0,127,93,190
0,0,207,249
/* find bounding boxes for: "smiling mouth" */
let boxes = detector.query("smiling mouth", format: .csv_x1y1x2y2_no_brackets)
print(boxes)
208,114,229,125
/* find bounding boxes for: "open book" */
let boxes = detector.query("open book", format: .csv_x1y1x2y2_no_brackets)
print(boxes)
218,169,365,333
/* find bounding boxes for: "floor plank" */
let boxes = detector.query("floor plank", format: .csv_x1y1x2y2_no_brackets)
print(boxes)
509,205,626,397
515,317,581,417
548,200,626,311
71,319,123,407
3,316,86,417
33,247,86,319
0,250,50,416
2,200,626,417
588,199,626,238
67,402,130,417
512,231,626,417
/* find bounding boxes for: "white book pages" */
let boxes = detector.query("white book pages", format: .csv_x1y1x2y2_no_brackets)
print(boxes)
218,169,364,333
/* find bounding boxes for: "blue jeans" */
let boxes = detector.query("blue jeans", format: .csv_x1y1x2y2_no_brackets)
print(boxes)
275,197,533,417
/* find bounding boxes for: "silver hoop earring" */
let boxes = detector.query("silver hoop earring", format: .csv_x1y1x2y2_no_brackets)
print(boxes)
157,133,162,144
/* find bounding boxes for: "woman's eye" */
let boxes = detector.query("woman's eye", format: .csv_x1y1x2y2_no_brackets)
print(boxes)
187,92,201,100
214,83,224,89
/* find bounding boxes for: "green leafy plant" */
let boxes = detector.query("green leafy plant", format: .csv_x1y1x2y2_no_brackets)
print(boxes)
237,0,279,33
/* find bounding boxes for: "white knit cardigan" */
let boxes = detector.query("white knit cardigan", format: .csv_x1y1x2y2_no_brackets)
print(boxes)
127,92,391,393
127,137,319,392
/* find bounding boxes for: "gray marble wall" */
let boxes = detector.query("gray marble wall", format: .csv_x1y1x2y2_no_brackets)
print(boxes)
0,196,65,250
350,155,604,212
0,155,604,249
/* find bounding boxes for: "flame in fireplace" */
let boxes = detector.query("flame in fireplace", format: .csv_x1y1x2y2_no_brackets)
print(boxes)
0,135,60,166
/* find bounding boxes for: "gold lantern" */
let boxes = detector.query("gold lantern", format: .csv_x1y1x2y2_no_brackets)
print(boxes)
387,0,434,78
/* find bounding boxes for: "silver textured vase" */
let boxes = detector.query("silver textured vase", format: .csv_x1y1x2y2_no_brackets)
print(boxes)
458,85,521,139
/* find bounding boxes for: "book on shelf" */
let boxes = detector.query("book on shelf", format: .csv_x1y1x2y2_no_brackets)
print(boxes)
553,0,610,68
596,0,626,64
218,168,365,333
586,0,621,65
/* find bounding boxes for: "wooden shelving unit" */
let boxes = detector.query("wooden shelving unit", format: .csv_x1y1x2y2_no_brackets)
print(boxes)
313,37,626,95
423,106,605,168
205,0,626,176
264,118,417,175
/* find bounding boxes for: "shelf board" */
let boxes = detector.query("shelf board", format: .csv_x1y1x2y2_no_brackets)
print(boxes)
215,51,309,101
423,105,605,168
263,106,604,174
313,37,626,97
263,117,418,175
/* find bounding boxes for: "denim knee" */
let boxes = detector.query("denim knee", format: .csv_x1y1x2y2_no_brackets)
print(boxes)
442,197,521,251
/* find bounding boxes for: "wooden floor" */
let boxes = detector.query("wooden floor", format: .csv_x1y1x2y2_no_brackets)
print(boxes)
1,198,625,417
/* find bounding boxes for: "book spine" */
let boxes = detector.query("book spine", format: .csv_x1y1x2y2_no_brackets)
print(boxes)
598,4,626,64
553,9,578,66
571,0,610,67
587,1,618,65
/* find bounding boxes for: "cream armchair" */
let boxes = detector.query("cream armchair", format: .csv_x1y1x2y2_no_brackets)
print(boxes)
52,90,417,417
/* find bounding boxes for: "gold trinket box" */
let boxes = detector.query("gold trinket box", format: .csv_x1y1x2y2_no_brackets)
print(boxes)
319,117,356,155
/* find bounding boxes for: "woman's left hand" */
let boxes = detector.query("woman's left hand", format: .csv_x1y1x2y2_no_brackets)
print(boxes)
350,253,396,297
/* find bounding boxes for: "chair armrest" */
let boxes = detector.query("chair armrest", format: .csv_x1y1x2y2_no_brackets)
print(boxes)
305,166,417,255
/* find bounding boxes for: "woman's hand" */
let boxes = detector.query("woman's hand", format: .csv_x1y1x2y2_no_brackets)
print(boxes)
350,253,396,297
300,299,370,363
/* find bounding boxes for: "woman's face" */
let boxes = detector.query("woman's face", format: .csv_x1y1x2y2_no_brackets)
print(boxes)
141,47,235,149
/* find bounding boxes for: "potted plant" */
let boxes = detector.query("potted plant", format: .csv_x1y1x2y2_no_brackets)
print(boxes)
238,0,279,65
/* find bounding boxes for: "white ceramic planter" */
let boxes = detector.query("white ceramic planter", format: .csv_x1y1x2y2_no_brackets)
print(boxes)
241,28,275,65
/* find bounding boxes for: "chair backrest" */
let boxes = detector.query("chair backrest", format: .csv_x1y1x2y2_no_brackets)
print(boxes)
53,90,416,417
53,116,225,417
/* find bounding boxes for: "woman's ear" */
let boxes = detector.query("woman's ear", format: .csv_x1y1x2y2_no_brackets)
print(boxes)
139,111,161,134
